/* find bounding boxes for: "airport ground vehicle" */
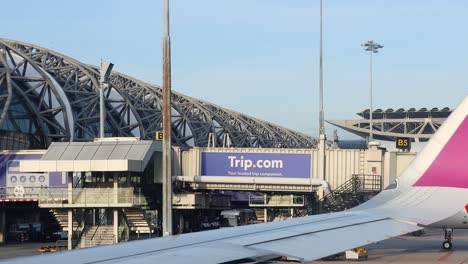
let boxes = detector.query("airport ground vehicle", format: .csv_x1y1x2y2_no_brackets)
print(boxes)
345,248,368,261
7,223,49,243
7,223,31,243
220,209,258,227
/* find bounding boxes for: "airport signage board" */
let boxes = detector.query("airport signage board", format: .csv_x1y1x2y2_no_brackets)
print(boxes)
395,137,411,151
155,131,163,140
201,152,311,178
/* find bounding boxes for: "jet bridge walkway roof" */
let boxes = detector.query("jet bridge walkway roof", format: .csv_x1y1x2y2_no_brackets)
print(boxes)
19,140,161,172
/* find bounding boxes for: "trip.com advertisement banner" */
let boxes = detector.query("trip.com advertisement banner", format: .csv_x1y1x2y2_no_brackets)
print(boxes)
201,152,311,178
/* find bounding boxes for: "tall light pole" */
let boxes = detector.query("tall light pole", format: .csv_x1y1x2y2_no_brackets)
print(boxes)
317,0,327,186
361,40,383,142
162,0,173,237
319,0,324,136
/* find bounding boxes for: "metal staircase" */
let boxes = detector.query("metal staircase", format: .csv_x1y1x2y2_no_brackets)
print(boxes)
50,209,79,232
75,225,115,249
47,179,155,248
254,208,265,222
121,208,154,234
319,174,382,213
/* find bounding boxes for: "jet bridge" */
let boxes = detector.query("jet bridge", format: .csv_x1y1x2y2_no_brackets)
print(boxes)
178,144,414,193
179,147,327,193
175,145,415,219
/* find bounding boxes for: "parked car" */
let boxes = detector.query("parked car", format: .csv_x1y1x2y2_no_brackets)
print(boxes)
51,231,68,242
7,223,31,243
7,222,49,243
29,223,47,242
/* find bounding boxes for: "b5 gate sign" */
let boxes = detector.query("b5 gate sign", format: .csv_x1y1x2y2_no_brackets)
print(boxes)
396,137,411,151
201,152,311,178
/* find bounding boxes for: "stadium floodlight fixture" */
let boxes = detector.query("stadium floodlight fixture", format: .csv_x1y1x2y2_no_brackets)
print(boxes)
362,40,384,53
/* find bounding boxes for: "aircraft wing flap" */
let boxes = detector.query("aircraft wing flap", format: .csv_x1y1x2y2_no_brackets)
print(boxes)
100,242,270,264
224,212,385,246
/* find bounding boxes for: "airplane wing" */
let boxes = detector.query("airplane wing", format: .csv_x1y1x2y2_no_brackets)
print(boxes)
5,96,468,264
3,211,421,264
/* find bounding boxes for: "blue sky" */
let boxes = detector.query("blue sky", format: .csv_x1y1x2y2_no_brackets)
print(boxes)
3,0,467,139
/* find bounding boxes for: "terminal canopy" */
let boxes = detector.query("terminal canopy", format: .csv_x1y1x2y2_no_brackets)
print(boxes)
19,140,161,172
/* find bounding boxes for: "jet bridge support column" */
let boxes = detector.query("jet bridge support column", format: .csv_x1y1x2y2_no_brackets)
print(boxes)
68,210,73,250
114,174,118,244
114,209,118,243
317,134,327,199
0,209,5,243
67,172,73,250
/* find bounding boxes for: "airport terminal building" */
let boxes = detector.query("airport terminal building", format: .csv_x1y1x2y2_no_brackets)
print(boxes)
0,39,422,248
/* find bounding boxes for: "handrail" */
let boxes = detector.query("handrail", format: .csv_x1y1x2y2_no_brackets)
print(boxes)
38,187,67,202
321,174,382,201
74,173,86,189
72,174,86,200
39,187,148,207
319,174,382,213
71,211,85,249
118,210,129,242
89,211,109,242
249,194,305,206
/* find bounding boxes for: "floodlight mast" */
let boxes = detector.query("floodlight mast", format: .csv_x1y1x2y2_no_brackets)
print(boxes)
162,0,173,237
318,0,327,186
361,40,383,142
319,0,324,137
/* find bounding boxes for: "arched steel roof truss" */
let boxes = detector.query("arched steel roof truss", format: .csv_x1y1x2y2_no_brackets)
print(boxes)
0,39,316,149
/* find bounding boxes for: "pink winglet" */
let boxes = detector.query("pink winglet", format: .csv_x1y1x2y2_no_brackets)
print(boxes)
414,116,468,188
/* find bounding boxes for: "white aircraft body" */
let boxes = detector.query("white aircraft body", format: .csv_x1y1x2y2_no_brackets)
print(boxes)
4,96,468,263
